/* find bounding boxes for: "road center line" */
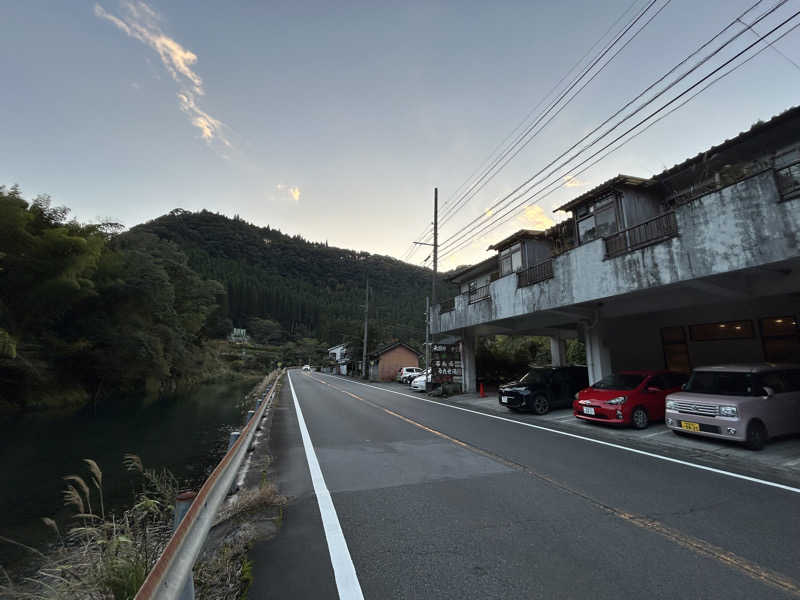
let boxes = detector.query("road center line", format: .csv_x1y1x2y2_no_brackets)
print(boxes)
322,373,800,496
287,372,364,600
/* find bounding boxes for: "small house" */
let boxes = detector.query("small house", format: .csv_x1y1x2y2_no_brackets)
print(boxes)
368,342,421,381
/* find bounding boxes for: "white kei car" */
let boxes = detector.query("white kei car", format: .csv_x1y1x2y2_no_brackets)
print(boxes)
410,369,431,392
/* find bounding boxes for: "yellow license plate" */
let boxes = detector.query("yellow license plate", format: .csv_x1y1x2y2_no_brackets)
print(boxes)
681,421,700,432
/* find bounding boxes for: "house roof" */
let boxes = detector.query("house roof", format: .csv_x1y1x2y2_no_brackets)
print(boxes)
655,105,800,181
446,255,497,284
369,341,422,359
487,229,547,251
327,343,347,352
555,174,650,213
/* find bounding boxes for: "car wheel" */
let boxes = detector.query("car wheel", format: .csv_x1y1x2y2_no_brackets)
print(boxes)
745,420,767,451
631,406,649,430
529,394,550,415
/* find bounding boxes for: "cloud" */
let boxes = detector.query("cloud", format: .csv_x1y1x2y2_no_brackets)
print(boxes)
563,175,588,188
275,184,301,202
518,205,555,230
94,2,230,149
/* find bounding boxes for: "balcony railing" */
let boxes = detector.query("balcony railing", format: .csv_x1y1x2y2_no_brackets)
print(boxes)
468,284,490,304
440,296,456,313
604,211,678,258
517,259,554,288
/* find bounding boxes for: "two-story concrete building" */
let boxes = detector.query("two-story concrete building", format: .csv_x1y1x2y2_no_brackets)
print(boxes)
432,106,800,391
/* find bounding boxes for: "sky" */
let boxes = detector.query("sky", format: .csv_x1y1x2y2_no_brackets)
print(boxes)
2,0,799,270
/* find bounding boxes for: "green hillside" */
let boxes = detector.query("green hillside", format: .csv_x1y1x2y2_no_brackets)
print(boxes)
134,209,453,349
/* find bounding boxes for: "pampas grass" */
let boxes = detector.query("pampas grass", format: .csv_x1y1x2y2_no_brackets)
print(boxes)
0,456,176,600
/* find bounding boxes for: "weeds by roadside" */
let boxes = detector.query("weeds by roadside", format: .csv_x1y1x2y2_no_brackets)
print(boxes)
1,371,284,600
0,455,175,600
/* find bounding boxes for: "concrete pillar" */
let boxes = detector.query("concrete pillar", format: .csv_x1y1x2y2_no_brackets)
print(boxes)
461,331,477,394
549,336,567,367
584,324,612,384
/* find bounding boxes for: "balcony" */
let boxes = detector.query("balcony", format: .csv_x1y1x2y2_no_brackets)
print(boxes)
440,296,456,313
604,211,678,258
517,259,554,288
468,284,490,304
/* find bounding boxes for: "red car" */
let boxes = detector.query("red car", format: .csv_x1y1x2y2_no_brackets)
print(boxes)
573,370,688,429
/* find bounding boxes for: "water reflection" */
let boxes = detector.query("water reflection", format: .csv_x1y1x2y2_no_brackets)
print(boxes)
0,378,257,571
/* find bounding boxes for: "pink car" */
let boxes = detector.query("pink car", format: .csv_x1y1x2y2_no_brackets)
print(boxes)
665,364,800,450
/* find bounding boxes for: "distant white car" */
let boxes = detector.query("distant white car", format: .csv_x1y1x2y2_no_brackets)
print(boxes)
302,365,311,371
410,369,431,392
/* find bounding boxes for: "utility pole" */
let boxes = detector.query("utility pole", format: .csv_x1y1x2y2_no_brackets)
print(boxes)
361,277,369,380
432,187,438,307
425,296,431,370
413,187,439,378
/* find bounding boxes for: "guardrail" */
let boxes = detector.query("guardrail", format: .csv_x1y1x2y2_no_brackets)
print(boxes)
439,296,456,313
134,370,282,600
468,284,490,304
517,259,554,288
604,211,678,258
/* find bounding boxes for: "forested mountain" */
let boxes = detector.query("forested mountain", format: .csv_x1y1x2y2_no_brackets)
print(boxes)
133,209,453,349
0,187,451,412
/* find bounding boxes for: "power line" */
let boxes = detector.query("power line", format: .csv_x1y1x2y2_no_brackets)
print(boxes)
435,0,667,232
737,16,800,71
400,0,649,261
438,0,779,254
438,0,787,258
439,5,800,261
445,17,800,258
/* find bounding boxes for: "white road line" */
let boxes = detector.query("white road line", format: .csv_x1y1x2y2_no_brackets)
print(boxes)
288,372,364,600
642,429,672,438
322,373,800,496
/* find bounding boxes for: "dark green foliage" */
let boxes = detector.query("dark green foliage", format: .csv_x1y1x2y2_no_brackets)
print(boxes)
132,209,453,350
0,187,224,410
0,189,446,410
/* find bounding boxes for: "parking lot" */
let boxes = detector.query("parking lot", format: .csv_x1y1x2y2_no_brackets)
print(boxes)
358,379,800,488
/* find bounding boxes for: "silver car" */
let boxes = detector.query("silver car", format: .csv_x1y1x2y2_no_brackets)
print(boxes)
664,364,800,450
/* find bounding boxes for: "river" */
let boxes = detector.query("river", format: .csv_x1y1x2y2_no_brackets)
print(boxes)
0,377,259,574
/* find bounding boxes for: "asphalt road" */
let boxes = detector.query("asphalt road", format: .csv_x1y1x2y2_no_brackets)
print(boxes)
249,370,800,599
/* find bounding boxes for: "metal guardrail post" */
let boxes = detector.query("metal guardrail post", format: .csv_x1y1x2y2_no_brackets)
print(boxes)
172,491,198,600
246,410,255,424
227,431,240,451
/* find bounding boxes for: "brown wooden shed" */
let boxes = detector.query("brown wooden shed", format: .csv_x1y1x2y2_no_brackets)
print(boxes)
368,342,421,382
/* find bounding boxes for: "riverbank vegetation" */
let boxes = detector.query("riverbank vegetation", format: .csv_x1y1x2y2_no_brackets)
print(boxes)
1,372,284,599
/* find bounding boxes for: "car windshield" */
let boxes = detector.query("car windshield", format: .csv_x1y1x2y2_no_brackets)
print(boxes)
592,373,646,390
519,370,549,384
684,371,759,396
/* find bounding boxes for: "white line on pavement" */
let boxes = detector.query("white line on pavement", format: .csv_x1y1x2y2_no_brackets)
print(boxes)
323,374,800,496
642,429,672,438
288,372,364,600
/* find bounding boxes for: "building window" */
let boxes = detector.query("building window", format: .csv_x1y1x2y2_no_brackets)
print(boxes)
775,162,800,201
760,316,800,362
577,196,619,244
499,243,523,276
689,320,754,341
661,326,690,372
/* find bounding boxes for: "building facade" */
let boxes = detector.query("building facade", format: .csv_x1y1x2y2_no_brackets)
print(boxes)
432,107,800,391
368,342,421,382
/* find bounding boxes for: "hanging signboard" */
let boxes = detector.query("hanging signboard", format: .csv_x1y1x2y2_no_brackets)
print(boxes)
431,342,463,384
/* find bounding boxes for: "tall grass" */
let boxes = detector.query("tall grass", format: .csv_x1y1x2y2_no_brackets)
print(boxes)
0,455,177,600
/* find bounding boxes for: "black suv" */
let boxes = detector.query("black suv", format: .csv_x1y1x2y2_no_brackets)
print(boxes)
499,366,589,414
